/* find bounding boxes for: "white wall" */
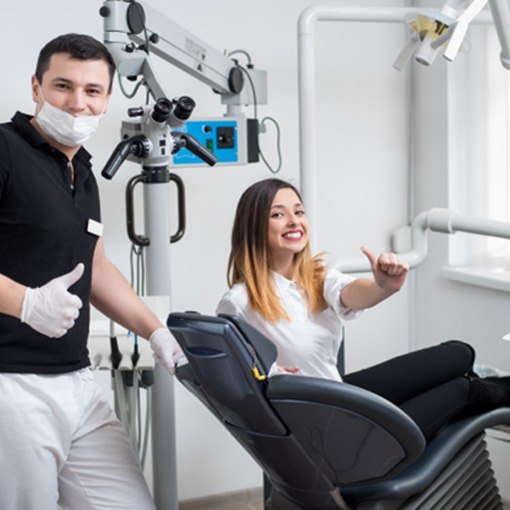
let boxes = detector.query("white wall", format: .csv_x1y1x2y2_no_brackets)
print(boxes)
1,0,418,502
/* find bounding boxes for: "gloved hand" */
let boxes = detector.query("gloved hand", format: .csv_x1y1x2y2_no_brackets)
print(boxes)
21,263,84,338
149,327,186,375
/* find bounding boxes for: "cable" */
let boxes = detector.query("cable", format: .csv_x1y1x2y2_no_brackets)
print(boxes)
137,382,142,453
228,49,253,67
238,64,282,174
118,75,146,99
114,370,130,431
130,244,146,296
122,232,153,467
140,386,152,467
237,64,258,120
259,116,283,174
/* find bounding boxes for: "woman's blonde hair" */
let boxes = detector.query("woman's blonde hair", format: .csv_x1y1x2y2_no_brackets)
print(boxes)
227,178,327,322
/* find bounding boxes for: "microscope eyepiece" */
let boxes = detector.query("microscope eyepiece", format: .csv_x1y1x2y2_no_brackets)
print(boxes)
128,106,144,118
152,97,173,123
172,96,195,121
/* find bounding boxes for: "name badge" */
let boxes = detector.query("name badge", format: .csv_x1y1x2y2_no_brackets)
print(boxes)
87,219,104,237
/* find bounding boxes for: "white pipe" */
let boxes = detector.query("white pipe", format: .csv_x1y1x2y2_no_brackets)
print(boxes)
298,6,426,248
297,5,493,248
490,0,510,68
444,0,490,62
335,208,510,273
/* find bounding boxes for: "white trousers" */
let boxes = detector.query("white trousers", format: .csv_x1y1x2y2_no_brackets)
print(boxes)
0,368,156,510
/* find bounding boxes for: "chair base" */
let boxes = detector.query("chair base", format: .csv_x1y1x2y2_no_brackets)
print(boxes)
266,433,503,510
355,433,503,510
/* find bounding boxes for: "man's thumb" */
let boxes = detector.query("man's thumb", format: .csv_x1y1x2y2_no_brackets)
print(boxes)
58,263,85,289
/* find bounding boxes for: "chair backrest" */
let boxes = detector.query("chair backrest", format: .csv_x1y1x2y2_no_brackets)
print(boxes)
168,312,426,510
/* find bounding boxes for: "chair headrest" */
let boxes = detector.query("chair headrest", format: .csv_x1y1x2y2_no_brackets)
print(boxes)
218,313,277,372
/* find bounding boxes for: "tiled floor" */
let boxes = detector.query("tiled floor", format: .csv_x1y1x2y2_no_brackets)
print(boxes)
199,500,263,510
179,487,264,510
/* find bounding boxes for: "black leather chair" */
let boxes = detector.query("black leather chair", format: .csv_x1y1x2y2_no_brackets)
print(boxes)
167,312,510,510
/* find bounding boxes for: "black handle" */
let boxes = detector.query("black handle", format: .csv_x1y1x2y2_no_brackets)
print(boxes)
125,171,186,246
172,131,217,166
125,174,149,247
170,173,185,243
101,135,148,180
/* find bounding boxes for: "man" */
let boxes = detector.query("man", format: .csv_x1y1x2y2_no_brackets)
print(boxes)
0,33,182,509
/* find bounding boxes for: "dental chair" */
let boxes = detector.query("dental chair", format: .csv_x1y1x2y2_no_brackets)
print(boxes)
167,312,510,510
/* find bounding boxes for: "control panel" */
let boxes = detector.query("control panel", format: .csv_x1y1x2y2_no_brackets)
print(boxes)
172,119,241,166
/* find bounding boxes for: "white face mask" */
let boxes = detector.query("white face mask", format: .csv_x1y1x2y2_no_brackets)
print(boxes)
35,97,104,148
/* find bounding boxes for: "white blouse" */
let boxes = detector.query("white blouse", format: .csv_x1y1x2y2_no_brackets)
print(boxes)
216,269,360,382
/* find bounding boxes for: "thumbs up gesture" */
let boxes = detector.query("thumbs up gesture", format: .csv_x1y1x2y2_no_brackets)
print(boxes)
21,263,85,338
361,247,409,294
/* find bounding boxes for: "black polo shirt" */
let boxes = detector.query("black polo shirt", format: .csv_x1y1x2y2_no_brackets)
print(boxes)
0,112,101,373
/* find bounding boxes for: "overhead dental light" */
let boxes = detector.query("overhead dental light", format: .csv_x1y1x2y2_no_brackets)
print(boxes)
394,0,510,70
394,0,475,70
394,10,459,69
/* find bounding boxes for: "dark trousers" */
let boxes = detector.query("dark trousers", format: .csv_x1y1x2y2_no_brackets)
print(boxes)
343,341,474,440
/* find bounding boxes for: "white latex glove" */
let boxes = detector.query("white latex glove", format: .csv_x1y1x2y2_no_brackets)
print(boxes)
21,263,84,338
149,327,186,375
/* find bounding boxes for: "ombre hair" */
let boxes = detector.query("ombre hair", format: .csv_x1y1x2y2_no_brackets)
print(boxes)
227,178,327,322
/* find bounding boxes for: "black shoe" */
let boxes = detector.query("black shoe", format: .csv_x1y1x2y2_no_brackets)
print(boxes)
484,376,510,402
462,376,510,417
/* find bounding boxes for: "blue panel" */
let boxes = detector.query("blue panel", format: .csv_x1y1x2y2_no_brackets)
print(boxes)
172,119,239,166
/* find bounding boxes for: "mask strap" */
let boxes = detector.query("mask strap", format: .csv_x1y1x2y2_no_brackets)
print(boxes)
35,82,46,115
102,96,110,115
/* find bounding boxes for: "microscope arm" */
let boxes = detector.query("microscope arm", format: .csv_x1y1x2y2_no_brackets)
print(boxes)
128,2,244,96
100,0,249,102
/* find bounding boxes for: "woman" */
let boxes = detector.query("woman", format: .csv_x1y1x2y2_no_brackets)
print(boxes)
217,177,510,441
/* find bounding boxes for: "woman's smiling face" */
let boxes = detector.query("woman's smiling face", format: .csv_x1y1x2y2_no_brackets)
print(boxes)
267,187,309,265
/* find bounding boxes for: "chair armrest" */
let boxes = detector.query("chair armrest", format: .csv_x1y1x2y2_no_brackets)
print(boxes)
266,375,426,485
267,375,426,449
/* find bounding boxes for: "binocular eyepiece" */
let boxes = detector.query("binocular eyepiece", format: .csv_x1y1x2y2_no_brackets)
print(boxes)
151,96,196,124
152,97,173,123
127,96,196,126
172,96,195,121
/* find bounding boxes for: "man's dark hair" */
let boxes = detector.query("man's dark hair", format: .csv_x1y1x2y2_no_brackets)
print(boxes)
35,33,116,91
